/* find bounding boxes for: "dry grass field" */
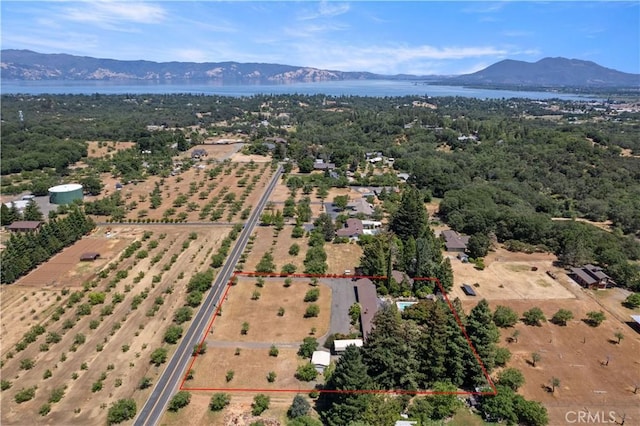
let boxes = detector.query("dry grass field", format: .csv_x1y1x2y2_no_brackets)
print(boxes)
0,225,231,425
481,298,640,426
448,248,576,301
86,141,136,158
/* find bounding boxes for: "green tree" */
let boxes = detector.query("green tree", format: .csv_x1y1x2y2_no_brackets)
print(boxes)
513,395,549,426
150,347,168,366
256,251,276,273
288,394,311,418
614,331,624,344
550,377,560,393
164,325,183,344
497,368,525,391
426,381,463,419
623,293,640,309
210,393,231,411
522,307,546,326
467,233,491,258
295,363,318,381
320,345,375,426
80,175,104,196
389,186,427,241
23,200,43,221
107,398,136,425
333,195,349,211
314,213,335,242
479,385,518,425
252,394,270,416
168,391,191,412
465,299,500,384
493,305,519,328
585,310,606,327
174,306,193,324
551,309,574,326
304,304,320,318
531,352,541,367
298,337,319,358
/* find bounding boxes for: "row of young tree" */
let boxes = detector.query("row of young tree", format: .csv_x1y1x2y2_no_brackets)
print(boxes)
0,209,95,284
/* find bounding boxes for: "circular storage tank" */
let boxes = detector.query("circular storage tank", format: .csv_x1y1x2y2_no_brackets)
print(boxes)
48,183,83,205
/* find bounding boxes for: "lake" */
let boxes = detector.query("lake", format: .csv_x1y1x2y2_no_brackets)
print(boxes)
0,79,600,100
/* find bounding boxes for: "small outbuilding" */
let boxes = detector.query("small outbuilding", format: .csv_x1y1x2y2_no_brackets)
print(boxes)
80,252,100,261
333,339,363,353
311,350,331,373
6,221,42,232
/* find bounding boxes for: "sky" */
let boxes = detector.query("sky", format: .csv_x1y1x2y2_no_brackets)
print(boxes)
1,1,639,76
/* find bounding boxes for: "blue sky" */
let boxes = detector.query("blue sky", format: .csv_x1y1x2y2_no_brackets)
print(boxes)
1,1,638,75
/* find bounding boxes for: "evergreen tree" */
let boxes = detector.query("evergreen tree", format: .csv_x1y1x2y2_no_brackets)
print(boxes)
23,200,43,221
362,305,420,390
465,299,499,386
320,345,375,426
1,203,17,225
443,298,471,387
389,186,427,241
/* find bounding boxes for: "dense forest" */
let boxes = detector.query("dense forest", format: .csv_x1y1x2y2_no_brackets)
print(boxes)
1,93,639,289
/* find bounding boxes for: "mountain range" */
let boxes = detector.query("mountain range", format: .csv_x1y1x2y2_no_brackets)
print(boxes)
1,50,638,88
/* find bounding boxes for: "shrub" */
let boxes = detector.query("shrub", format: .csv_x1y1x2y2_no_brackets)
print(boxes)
281,263,297,274
210,393,231,411
1,380,12,391
267,371,277,382
269,345,279,357
297,337,318,358
304,288,320,302
289,244,300,256
14,386,36,403
551,309,574,326
493,305,519,328
522,307,546,326
43,369,52,379
585,310,606,327
225,370,235,382
20,358,35,370
168,391,191,412
304,304,320,318
295,363,318,382
92,381,103,392
251,394,270,416
164,325,183,344
49,386,65,403
623,293,640,309
150,347,168,366
106,399,136,425
39,403,51,416
139,377,152,390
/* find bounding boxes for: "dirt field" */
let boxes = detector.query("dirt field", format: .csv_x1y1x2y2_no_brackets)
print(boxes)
210,277,332,343
325,241,363,274
185,276,332,392
0,225,231,425
243,227,310,274
448,248,576,301
160,392,295,426
86,141,136,158
476,298,640,426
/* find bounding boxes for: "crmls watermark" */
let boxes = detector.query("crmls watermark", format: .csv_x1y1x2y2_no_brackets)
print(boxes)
565,411,617,424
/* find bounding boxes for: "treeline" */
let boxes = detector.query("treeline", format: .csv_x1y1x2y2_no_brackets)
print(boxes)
318,300,547,425
1,209,95,284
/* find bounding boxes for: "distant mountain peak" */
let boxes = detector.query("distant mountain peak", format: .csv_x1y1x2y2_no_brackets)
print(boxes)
450,57,639,87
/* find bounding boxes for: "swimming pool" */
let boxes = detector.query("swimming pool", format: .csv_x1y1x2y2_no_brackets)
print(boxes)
396,301,417,311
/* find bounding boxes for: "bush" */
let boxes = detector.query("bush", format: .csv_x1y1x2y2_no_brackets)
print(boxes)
585,310,606,327
497,368,525,391
304,288,320,302
39,403,51,416
623,293,640,309
522,307,546,326
49,386,65,403
107,399,136,425
251,394,270,416
288,394,311,418
281,263,297,274
295,363,318,381
139,377,152,390
168,391,191,412
551,309,574,326
20,358,35,370
304,304,320,318
289,244,300,256
267,371,277,382
269,345,279,357
14,386,36,403
493,305,519,328
164,325,183,344
1,380,11,391
495,347,512,367
297,337,318,358
150,347,168,366
210,393,231,411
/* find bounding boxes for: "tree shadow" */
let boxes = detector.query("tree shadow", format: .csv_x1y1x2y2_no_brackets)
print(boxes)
607,339,619,345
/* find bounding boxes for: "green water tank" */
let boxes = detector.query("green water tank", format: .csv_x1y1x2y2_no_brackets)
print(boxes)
48,183,83,205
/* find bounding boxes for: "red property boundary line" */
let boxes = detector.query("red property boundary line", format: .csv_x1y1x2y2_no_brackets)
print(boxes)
180,272,497,396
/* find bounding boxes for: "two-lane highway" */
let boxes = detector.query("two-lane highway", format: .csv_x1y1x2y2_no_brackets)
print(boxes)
134,164,283,426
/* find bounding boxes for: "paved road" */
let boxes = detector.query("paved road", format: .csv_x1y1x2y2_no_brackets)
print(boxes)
134,165,283,426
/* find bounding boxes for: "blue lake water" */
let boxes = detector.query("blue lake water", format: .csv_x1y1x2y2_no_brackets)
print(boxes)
0,79,600,100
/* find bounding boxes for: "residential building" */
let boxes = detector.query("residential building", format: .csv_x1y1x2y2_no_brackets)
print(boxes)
570,264,615,289
441,230,470,252
354,278,379,340
333,339,363,353
311,350,331,373
336,218,363,239
6,221,42,232
347,198,373,217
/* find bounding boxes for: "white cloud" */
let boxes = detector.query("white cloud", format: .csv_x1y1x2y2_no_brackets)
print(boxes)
501,30,533,37
298,1,350,20
61,1,167,30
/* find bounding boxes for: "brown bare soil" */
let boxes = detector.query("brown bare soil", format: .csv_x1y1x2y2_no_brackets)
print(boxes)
86,141,136,158
189,347,311,391
210,277,331,342
0,225,230,425
475,298,640,426
243,227,309,274
448,248,576,301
